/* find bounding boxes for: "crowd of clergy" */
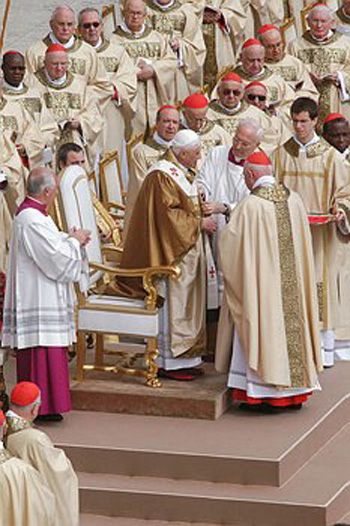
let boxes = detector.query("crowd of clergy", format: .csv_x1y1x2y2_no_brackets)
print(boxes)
3,0,350,522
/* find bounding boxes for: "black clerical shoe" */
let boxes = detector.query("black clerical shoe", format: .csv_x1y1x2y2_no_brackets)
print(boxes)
157,368,196,381
35,414,63,422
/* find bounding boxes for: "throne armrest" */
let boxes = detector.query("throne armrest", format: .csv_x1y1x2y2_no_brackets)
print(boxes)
107,201,126,212
89,262,181,311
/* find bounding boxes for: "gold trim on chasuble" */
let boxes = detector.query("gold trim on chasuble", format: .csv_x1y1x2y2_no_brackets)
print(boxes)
252,184,309,387
5,415,33,437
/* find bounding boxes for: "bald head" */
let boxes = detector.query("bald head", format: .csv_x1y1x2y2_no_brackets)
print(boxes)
27,167,57,203
50,5,76,44
123,0,146,32
232,119,263,159
45,49,69,80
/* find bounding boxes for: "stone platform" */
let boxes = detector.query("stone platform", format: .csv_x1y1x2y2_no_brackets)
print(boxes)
40,361,350,526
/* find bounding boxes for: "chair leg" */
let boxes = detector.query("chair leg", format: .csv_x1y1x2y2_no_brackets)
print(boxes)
0,365,9,412
76,331,86,381
145,337,161,388
95,334,104,366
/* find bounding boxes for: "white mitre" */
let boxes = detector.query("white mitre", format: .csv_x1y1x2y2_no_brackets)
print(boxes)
172,130,201,149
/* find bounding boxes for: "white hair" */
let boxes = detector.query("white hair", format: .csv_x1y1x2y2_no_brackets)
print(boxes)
51,5,75,23
27,168,56,196
10,396,42,413
309,4,333,20
237,118,264,142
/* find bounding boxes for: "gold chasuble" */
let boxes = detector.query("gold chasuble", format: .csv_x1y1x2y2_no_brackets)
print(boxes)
275,137,350,331
217,184,322,389
113,150,206,359
112,25,177,136
145,0,206,98
288,31,350,125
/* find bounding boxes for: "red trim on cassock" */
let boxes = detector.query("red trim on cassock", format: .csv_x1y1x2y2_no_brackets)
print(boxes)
233,388,312,407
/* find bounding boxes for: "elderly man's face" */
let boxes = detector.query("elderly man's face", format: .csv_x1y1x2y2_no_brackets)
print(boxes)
156,109,180,141
183,107,207,133
45,51,69,80
244,85,267,110
2,54,25,87
180,145,201,168
232,126,259,159
324,120,350,153
261,30,284,62
124,0,146,33
50,8,76,44
308,11,333,40
218,80,244,109
241,46,265,76
79,11,102,47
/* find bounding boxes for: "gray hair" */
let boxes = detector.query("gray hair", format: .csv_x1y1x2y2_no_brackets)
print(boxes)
309,4,333,20
237,118,264,142
78,7,101,27
27,168,56,196
50,5,75,23
122,0,146,13
10,396,41,413
244,161,273,176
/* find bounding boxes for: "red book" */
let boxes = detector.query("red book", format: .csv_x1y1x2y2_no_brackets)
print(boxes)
308,214,334,225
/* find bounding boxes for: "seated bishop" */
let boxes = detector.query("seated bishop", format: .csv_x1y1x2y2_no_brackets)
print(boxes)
28,44,103,171
207,72,282,155
2,51,59,153
111,0,177,136
78,7,138,159
6,382,79,526
144,0,206,99
216,152,323,412
181,92,231,168
0,409,56,526
25,4,113,111
124,104,180,233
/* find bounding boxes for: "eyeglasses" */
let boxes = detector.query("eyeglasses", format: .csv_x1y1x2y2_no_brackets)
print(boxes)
246,93,266,102
222,89,242,96
81,22,101,29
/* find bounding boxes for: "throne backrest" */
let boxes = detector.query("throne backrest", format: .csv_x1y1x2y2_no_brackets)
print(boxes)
99,150,124,207
59,165,103,290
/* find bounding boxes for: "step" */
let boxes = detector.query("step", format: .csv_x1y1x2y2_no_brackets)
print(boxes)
335,510,350,525
44,362,350,487
80,516,219,526
77,422,350,526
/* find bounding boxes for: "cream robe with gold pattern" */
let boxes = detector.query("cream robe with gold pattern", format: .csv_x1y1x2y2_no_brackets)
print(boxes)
216,184,323,388
25,34,113,112
28,69,103,170
0,444,56,526
335,7,350,36
145,0,206,98
275,137,350,331
288,31,350,125
265,53,319,102
3,83,59,148
94,36,138,152
0,124,28,215
6,415,79,526
207,99,287,155
182,119,231,168
112,25,177,136
125,134,169,233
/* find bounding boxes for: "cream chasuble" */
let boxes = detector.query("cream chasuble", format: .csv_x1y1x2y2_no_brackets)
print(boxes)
207,99,285,155
275,137,350,333
28,69,103,170
0,193,12,273
202,0,246,90
265,53,319,102
0,444,56,526
288,31,350,125
3,83,59,148
6,414,79,526
181,119,231,168
112,150,206,360
335,7,350,36
95,37,138,152
0,126,28,213
0,97,45,170
216,184,323,390
25,34,113,111
124,134,170,234
111,25,177,136
145,0,206,98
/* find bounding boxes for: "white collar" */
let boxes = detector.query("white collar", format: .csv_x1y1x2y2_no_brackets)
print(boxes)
92,37,103,50
0,440,4,451
152,0,175,9
252,175,275,189
218,100,241,114
50,32,75,49
311,30,334,42
293,132,318,151
6,410,20,419
45,69,67,87
153,131,172,147
4,80,24,92
120,20,146,37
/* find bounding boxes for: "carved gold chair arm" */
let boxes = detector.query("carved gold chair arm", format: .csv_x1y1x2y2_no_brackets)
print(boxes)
88,262,181,310
107,201,126,212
